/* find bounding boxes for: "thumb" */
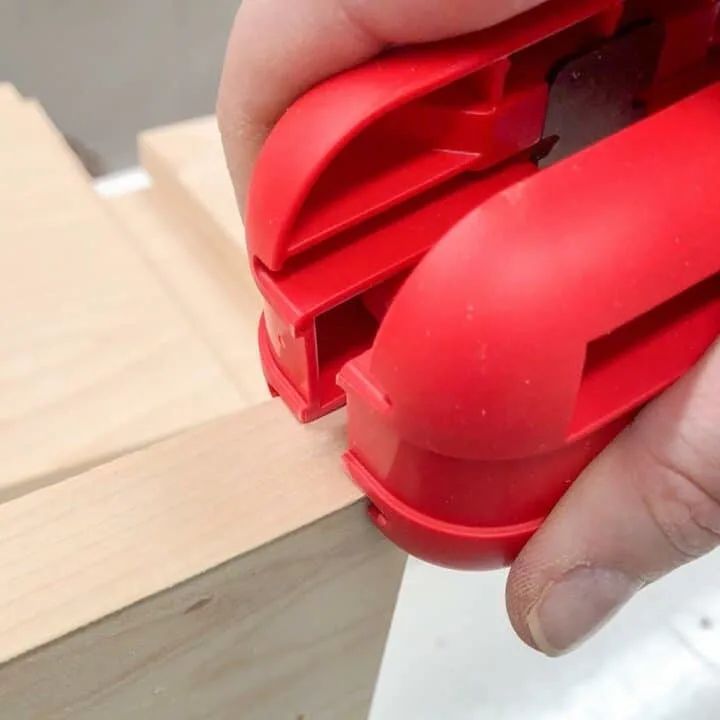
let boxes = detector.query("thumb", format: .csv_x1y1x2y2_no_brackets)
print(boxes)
506,338,720,656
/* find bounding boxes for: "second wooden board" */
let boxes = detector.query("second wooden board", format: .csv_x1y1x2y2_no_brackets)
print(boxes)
0,91,242,501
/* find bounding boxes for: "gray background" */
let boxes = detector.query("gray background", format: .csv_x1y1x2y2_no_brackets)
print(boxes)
0,0,238,173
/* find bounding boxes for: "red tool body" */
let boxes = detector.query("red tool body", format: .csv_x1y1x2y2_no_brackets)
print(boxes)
247,0,720,568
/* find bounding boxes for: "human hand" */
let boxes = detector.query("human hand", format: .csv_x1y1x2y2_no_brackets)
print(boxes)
218,0,720,656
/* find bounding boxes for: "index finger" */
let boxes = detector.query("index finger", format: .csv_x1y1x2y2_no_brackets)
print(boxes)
218,0,549,208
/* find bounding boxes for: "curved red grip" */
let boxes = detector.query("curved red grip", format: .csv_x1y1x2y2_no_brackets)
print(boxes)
247,0,720,568
341,84,720,568
370,83,720,460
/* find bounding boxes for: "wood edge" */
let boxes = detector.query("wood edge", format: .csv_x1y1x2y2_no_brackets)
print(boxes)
0,84,22,103
138,116,218,170
0,498,404,720
0,401,361,664
138,137,255,295
0,106,245,504
103,187,267,402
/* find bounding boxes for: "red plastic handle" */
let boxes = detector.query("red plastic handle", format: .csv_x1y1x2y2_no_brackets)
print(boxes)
247,0,720,568
341,83,720,568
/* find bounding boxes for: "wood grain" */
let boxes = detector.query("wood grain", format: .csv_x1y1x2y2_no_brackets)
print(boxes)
106,189,267,405
2,92,406,719
0,401,404,719
139,118,272,398
139,118,246,269
0,90,242,500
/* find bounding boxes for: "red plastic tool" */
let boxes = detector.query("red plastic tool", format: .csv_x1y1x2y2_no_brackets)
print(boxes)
246,0,720,569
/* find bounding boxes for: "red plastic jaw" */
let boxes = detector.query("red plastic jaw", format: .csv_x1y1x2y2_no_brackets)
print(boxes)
247,0,720,569
340,90,720,567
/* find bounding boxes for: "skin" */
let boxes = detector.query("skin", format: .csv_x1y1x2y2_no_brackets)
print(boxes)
218,0,720,655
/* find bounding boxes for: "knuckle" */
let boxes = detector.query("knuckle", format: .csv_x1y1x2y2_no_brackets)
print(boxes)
633,433,720,562
676,416,720,482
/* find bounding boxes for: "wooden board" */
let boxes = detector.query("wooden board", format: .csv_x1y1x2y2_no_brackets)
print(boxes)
0,400,405,719
0,83,21,103
106,189,267,405
0,91,243,501
139,118,247,271
1,91,406,719
139,118,272,397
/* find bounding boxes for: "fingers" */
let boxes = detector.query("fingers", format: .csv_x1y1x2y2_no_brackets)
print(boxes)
507,338,720,656
217,0,549,207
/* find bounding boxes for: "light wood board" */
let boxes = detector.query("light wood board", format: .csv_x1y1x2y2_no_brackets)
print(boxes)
0,90,243,501
106,189,267,405
139,117,247,271
1,90,406,719
0,400,404,719
0,83,21,103
139,118,270,397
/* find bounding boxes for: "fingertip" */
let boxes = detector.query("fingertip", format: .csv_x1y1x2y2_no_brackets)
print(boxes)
505,540,570,654
505,558,544,652
508,560,642,656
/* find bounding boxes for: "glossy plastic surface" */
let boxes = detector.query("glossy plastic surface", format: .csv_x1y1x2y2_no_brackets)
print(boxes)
341,85,720,568
247,0,720,568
